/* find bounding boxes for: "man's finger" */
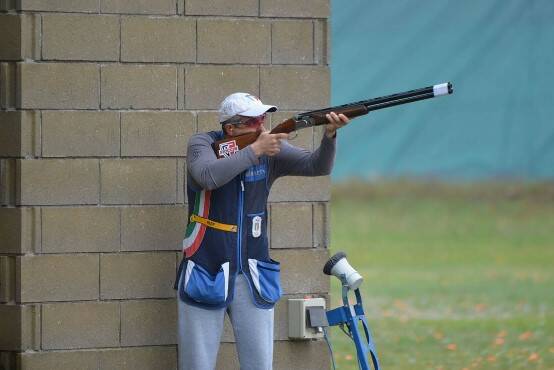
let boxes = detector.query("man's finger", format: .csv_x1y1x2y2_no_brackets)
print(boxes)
273,133,289,140
338,113,350,123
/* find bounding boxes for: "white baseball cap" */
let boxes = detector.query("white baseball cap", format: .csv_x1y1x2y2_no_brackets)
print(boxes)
219,93,277,123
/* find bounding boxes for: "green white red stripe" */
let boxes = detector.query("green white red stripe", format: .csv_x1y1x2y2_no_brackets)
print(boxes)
182,190,211,257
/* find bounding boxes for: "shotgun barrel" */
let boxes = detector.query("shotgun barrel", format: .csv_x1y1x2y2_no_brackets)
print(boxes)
213,82,453,158
294,82,453,125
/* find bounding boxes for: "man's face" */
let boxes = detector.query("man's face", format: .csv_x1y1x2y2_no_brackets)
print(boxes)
225,114,267,137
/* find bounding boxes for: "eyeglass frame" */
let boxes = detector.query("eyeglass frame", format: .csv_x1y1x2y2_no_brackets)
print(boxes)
222,114,267,128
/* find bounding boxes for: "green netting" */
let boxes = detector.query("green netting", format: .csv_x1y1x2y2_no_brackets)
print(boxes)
331,0,554,181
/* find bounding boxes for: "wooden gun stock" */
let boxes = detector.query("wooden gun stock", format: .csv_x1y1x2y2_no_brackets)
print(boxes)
212,119,297,159
212,82,453,158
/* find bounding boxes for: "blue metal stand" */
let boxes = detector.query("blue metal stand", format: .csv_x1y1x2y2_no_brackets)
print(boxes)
326,283,380,370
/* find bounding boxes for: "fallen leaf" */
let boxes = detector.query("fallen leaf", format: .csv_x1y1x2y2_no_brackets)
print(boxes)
471,356,483,367
433,331,444,340
487,355,496,362
394,300,408,310
496,330,508,338
528,353,540,362
446,343,457,351
519,331,533,341
474,303,487,312
494,337,505,346
549,347,554,353
345,354,353,361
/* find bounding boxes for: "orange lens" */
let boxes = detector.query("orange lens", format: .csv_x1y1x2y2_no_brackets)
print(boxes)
241,114,266,127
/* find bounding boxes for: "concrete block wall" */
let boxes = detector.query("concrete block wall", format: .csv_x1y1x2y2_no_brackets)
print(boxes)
0,1,331,369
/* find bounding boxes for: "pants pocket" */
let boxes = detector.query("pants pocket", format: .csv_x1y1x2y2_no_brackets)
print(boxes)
182,260,230,305
248,259,282,303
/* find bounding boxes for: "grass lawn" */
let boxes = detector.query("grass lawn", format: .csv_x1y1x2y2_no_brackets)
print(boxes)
327,182,554,370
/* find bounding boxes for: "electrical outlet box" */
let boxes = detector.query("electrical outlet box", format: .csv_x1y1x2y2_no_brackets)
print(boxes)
288,297,326,339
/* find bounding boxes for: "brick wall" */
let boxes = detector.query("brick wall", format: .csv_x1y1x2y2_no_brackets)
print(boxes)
0,1,331,369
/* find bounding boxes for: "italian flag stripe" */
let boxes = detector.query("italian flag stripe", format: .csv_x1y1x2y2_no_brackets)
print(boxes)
182,190,211,256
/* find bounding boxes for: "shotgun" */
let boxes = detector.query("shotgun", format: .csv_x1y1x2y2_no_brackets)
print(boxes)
213,82,453,158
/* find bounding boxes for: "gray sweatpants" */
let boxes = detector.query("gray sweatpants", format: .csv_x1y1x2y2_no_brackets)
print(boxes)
178,273,274,370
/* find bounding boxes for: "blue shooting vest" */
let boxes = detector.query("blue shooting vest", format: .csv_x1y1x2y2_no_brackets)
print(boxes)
175,131,282,310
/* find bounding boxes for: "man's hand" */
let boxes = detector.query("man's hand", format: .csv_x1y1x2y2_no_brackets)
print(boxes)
324,112,350,138
250,130,289,157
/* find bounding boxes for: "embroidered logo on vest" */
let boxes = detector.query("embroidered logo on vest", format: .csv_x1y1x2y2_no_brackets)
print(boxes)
245,163,267,182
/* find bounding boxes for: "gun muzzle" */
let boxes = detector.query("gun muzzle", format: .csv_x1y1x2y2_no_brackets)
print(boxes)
433,82,453,97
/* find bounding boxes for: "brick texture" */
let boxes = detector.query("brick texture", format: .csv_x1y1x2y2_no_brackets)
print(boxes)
185,65,259,109
19,350,100,370
0,207,40,255
269,175,331,202
17,0,99,12
0,14,41,60
0,159,16,206
197,111,222,133
100,252,176,299
42,207,120,253
100,159,177,204
42,14,120,61
177,158,186,203
313,202,329,248
272,249,329,294
18,347,177,370
0,256,16,302
17,159,100,205
121,112,194,157
0,14,21,61
121,16,196,63
185,0,258,16
272,20,314,64
0,304,40,351
101,64,177,109
314,19,329,64
42,302,119,350
121,206,186,251
260,66,329,110
98,347,177,370
42,111,120,157
0,111,41,158
18,254,100,303
197,19,270,64
273,341,330,370
270,203,312,249
120,299,177,346
18,63,99,109
0,62,17,109
100,0,176,15
260,0,330,18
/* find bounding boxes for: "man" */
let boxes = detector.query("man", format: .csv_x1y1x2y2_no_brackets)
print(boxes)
175,93,349,370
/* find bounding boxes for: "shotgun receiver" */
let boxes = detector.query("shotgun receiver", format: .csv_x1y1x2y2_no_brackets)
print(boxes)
213,82,453,158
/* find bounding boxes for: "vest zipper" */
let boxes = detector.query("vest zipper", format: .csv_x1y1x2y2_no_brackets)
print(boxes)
237,177,245,273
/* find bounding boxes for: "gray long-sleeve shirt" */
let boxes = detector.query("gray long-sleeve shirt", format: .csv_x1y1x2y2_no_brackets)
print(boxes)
187,132,336,191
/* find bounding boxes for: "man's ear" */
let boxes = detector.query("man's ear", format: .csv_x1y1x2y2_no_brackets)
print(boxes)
223,124,233,136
